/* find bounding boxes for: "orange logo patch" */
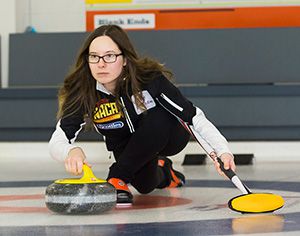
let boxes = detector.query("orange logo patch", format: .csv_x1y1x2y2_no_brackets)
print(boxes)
93,102,122,123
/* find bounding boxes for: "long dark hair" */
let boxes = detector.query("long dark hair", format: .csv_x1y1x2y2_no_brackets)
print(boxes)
58,25,173,121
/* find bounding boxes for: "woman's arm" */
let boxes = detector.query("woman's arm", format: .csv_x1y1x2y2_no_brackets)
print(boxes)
48,116,91,175
48,119,85,162
153,76,235,174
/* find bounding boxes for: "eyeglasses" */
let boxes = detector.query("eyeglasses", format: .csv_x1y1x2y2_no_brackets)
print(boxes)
87,53,123,64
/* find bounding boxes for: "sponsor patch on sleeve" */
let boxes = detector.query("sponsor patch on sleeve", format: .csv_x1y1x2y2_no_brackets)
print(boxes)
96,121,124,130
131,90,156,115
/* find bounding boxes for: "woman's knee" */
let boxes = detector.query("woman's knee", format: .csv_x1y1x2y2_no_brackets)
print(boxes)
131,176,158,194
133,184,155,194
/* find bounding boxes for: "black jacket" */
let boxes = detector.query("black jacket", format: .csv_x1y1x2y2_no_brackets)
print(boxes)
49,75,231,161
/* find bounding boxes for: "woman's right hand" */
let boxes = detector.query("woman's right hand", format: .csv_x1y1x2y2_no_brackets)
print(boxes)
64,147,91,175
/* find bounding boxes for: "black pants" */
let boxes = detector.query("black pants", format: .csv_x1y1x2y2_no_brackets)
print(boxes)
107,107,190,194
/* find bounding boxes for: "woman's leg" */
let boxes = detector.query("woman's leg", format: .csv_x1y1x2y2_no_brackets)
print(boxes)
108,107,190,193
130,158,165,194
132,118,190,193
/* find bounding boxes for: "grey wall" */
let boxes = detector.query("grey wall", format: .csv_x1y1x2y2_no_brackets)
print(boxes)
130,28,300,85
9,28,300,87
0,36,1,87
0,88,101,141
9,32,88,87
1,85,300,141
184,85,300,140
2,28,300,141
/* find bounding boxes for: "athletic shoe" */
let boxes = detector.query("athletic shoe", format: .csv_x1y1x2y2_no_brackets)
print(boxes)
158,157,185,188
108,178,133,205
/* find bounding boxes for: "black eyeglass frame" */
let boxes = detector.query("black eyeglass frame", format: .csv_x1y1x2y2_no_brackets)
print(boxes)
87,53,123,64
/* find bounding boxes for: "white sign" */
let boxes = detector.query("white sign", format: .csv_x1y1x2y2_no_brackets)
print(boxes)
94,13,155,29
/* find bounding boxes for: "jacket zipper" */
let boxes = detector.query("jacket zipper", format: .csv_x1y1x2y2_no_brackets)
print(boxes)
120,96,135,133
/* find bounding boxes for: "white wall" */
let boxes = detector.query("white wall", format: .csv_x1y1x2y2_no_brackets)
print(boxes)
16,0,86,33
0,0,86,88
0,0,16,88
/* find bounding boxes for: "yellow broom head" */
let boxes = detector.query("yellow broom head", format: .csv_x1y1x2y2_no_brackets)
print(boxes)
229,193,284,213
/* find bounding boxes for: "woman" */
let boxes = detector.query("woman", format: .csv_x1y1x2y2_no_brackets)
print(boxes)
49,25,235,205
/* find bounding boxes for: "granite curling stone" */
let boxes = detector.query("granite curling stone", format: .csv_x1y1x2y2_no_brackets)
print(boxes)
45,165,116,214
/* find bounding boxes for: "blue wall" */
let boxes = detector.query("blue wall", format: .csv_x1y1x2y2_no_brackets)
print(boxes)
2,28,300,141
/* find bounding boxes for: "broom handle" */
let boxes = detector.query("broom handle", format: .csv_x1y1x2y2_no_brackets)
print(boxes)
195,134,251,194
216,158,251,194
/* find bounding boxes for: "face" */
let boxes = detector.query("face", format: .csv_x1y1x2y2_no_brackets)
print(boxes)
88,36,126,93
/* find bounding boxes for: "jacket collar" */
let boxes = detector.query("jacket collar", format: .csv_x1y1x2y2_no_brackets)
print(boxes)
96,82,111,95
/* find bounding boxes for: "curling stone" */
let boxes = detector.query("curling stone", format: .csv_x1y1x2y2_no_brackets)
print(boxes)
45,165,116,214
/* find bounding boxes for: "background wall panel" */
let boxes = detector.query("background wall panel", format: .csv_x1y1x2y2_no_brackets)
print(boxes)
8,28,300,87
3,27,300,141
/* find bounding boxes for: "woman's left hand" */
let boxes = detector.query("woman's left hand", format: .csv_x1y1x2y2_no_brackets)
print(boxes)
213,152,236,178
